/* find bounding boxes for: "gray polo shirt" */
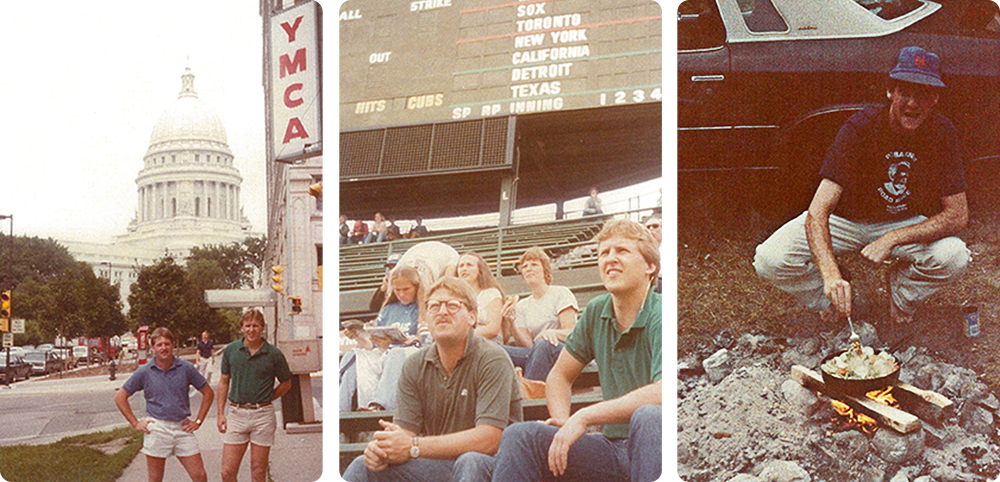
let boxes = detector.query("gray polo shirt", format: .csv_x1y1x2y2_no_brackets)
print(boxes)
395,331,522,436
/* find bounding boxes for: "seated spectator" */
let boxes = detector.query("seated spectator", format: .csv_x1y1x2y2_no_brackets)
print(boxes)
386,215,402,241
342,276,522,482
365,212,388,243
369,253,402,313
339,214,350,246
349,220,369,245
582,187,603,216
500,247,579,381
491,219,662,482
644,214,662,293
456,251,505,344
406,216,429,239
397,240,460,291
339,266,425,412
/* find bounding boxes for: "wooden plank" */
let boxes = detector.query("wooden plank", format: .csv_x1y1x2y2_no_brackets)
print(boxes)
338,393,604,437
790,365,921,434
890,381,955,425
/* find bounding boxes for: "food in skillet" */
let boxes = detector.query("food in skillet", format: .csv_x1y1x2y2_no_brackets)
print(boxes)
821,345,898,380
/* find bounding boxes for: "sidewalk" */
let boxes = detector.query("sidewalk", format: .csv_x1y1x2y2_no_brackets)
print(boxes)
116,401,322,482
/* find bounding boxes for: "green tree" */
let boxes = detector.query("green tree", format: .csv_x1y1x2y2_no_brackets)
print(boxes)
186,236,266,289
128,256,187,335
0,236,124,343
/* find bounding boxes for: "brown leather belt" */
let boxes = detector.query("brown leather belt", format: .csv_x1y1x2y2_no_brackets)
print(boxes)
230,401,271,409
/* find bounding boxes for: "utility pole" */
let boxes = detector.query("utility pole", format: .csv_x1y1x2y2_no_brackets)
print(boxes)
0,215,12,386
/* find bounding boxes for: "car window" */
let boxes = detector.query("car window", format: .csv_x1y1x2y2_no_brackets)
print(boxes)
679,0,727,50
851,0,923,20
737,0,789,32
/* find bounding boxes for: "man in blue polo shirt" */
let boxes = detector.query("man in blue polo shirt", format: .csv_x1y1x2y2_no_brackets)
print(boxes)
216,309,293,482
115,327,215,482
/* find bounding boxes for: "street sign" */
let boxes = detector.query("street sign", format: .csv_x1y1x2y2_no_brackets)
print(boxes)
2,333,12,348
11,319,24,334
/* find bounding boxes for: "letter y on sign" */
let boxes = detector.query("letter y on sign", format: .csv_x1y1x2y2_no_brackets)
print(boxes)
281,16,303,43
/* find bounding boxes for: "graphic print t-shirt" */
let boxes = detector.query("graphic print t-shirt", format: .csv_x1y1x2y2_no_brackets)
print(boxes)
819,106,965,222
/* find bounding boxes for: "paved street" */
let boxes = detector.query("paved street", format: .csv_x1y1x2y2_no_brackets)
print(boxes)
0,370,322,446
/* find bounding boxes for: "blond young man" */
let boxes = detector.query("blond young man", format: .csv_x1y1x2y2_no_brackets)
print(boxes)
216,309,293,482
115,327,214,482
492,219,662,482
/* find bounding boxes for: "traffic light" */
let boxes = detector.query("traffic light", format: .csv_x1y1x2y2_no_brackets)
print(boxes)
0,291,10,333
271,265,285,295
289,296,302,315
308,181,322,198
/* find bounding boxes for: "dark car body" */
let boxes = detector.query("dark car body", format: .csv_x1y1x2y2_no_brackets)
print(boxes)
24,350,64,375
678,0,1000,210
0,355,31,383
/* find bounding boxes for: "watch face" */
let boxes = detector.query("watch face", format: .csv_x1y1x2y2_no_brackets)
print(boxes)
410,445,420,458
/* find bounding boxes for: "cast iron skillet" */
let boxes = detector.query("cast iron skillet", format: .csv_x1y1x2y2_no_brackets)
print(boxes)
819,351,900,397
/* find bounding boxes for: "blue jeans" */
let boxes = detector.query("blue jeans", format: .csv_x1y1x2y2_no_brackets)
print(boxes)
490,405,662,482
340,347,413,411
343,451,494,482
370,348,410,410
340,351,358,412
503,340,562,381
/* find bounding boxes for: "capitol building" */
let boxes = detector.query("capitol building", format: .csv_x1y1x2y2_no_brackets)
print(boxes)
61,68,259,308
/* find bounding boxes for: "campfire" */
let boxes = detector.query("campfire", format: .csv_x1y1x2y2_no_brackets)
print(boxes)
830,386,899,435
791,364,954,435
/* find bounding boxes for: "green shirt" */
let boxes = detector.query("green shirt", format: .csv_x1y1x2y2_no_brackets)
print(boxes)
395,331,523,437
564,288,662,439
220,338,293,404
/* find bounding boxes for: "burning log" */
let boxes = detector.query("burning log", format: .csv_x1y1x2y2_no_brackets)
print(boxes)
790,365,921,434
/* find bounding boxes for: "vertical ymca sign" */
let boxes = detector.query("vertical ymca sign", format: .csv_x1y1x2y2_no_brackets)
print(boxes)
270,2,322,162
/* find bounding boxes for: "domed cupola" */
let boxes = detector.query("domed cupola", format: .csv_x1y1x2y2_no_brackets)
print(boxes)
146,67,231,156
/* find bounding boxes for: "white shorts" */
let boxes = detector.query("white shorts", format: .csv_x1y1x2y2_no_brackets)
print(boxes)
141,417,201,458
224,404,277,447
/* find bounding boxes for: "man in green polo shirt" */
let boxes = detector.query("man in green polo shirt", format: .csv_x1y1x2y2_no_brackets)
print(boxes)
492,219,662,482
342,276,522,482
216,309,293,482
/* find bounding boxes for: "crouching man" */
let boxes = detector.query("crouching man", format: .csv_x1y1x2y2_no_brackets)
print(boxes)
343,276,523,482
491,219,662,482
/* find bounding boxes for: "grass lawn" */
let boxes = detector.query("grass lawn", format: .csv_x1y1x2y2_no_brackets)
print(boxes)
0,427,142,482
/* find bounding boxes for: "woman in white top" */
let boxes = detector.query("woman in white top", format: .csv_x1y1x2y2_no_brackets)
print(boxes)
456,251,505,344
501,246,579,380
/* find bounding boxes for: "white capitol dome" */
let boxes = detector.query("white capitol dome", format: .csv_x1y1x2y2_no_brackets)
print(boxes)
119,66,254,254
147,67,231,154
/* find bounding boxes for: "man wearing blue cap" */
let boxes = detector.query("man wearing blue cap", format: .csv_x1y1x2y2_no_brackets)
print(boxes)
755,46,970,325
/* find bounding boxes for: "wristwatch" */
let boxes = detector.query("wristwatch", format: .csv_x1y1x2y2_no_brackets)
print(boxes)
195,419,203,425
409,436,420,459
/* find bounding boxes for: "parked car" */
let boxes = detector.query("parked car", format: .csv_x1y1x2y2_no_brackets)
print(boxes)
678,0,1000,212
0,355,31,383
36,343,54,352
23,350,64,375
73,346,91,365
52,348,77,370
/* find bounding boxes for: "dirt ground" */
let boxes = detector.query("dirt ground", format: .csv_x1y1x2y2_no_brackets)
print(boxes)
677,172,1000,397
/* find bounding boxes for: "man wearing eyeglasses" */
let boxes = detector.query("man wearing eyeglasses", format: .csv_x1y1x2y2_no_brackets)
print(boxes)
342,276,522,482
755,46,970,326
491,219,662,482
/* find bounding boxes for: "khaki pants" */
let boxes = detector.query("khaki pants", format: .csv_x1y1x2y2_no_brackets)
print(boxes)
753,212,970,315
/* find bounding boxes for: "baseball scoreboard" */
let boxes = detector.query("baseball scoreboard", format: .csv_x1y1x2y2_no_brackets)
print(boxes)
339,0,662,132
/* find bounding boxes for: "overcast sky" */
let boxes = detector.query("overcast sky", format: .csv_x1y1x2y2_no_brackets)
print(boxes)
1,1,268,244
